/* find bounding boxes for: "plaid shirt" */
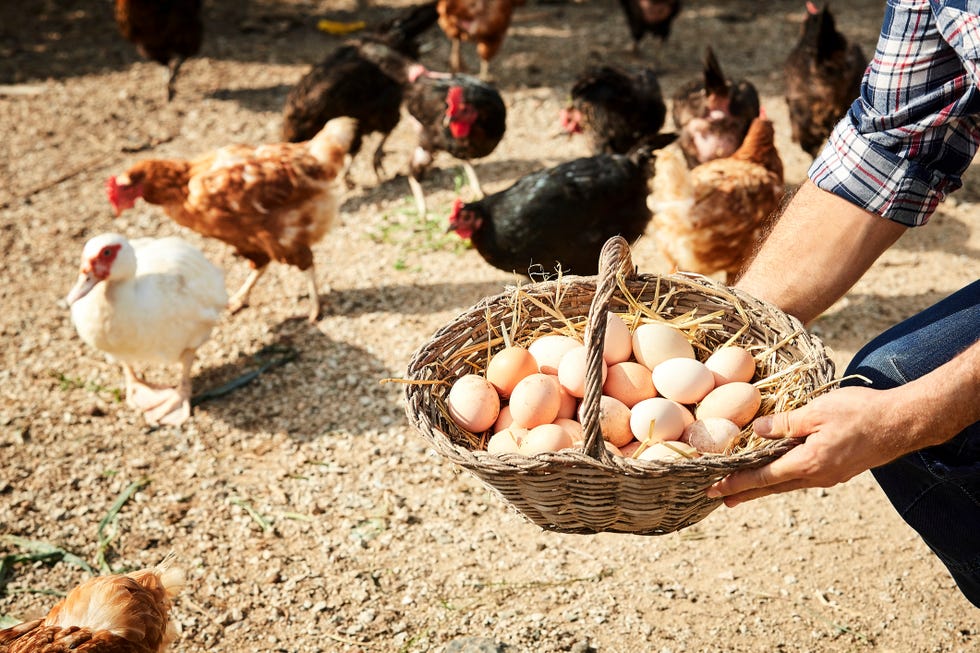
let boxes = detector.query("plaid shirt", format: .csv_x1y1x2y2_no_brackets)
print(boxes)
810,0,980,226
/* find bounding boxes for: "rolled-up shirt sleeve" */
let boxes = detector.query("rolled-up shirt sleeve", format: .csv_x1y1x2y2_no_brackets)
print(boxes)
809,0,980,227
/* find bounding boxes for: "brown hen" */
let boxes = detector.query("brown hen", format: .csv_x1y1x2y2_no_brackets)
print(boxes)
106,117,357,322
649,114,784,283
437,0,523,79
0,559,183,653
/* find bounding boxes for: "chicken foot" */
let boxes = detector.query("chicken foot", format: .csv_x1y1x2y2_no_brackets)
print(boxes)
228,265,267,315
303,266,322,323
371,133,390,184
462,161,484,199
408,174,428,219
122,352,194,426
449,38,464,73
166,56,186,102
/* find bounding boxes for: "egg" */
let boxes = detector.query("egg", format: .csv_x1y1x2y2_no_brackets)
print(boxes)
603,361,656,408
696,381,762,427
509,373,562,428
603,312,633,364
628,397,690,443
556,386,578,419
557,344,607,398
493,404,514,432
652,357,715,404
528,334,580,374
579,395,633,447
446,374,500,433
636,441,700,462
487,427,526,454
603,441,624,456
554,417,584,445
680,417,741,454
520,423,573,454
631,323,695,369
704,346,756,385
485,346,539,398
619,439,643,458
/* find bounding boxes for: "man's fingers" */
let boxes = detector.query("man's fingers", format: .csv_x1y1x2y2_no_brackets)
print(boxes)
721,478,813,507
707,443,814,498
753,408,808,439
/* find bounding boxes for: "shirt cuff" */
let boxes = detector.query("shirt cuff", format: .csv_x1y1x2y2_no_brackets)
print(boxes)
807,118,952,227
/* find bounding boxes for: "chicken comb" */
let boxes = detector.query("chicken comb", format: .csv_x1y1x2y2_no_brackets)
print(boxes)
446,86,465,115
806,1,819,15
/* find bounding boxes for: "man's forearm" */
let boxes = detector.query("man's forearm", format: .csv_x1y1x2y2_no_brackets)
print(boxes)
736,181,907,325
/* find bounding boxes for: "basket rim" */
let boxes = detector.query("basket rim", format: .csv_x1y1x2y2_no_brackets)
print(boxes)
404,266,835,476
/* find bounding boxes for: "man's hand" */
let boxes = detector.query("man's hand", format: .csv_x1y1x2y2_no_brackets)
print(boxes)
706,386,917,506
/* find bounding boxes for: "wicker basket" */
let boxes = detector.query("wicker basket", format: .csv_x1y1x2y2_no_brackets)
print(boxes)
404,237,836,535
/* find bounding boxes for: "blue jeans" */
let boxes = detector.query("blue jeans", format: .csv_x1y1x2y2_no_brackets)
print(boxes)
842,280,980,607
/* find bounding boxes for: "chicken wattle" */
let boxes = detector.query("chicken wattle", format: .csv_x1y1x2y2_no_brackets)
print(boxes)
66,233,227,426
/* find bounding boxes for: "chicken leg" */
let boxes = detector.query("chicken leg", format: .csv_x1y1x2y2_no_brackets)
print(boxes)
122,351,194,426
228,265,268,315
304,266,322,323
449,38,464,73
371,133,390,184
166,56,186,102
462,161,484,199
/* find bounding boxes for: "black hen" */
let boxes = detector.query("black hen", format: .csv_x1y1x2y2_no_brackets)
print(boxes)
281,1,439,183
560,64,667,155
671,46,760,168
784,2,867,157
617,0,681,53
114,0,203,101
404,71,507,216
447,140,675,276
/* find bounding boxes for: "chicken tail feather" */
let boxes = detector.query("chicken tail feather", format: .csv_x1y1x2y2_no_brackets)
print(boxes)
309,117,359,165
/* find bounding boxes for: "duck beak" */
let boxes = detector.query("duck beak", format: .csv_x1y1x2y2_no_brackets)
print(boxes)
66,271,98,306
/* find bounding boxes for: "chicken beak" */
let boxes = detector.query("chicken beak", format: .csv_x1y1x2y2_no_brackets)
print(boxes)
66,271,98,306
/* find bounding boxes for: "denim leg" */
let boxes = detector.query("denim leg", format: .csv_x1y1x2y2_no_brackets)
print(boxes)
842,280,980,607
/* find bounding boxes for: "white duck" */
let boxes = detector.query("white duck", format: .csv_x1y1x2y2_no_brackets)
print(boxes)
66,233,227,426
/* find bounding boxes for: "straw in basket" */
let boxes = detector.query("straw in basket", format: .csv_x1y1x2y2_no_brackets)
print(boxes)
404,236,836,535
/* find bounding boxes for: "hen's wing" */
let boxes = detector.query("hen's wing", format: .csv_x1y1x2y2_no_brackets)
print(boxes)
183,143,344,266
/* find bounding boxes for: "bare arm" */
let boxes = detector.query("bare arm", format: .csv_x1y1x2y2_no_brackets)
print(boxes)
736,180,908,325
708,338,980,505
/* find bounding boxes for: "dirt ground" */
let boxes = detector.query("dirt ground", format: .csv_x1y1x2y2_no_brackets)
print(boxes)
1,0,978,651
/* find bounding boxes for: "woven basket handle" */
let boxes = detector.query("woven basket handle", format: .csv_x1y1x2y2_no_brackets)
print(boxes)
580,236,636,461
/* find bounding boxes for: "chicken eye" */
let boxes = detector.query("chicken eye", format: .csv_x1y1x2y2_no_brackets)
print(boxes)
102,248,113,258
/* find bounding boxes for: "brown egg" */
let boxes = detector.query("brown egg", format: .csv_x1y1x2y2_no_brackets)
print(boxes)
446,374,500,433
528,334,580,375
704,346,756,385
629,397,690,443
509,373,562,428
603,312,633,365
486,346,539,398
557,344,607,398
603,361,656,408
520,423,573,454
487,427,526,454
554,417,584,445
493,404,514,432
579,395,633,447
696,382,762,427
619,439,643,458
556,386,579,419
631,323,695,369
681,417,741,454
652,357,715,405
